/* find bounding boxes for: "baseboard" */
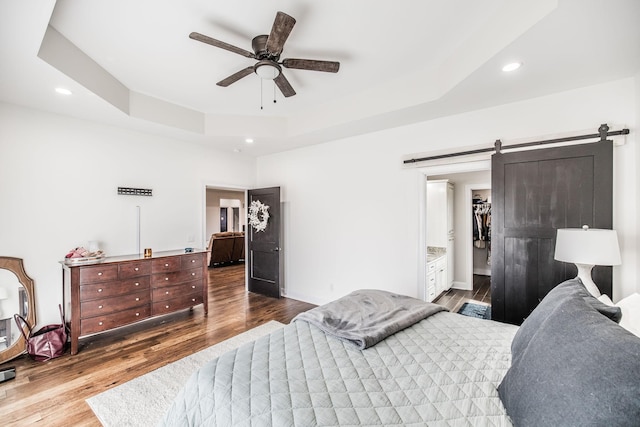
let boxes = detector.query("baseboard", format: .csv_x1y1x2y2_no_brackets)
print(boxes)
451,281,472,291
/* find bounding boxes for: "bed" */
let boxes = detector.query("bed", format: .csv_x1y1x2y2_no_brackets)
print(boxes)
160,281,640,426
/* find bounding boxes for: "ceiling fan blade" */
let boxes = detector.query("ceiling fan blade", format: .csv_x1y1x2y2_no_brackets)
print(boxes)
282,58,340,73
189,32,255,59
265,11,296,56
216,67,255,87
274,73,296,97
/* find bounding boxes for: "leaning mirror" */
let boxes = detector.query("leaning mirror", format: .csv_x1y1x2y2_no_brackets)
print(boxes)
0,257,36,364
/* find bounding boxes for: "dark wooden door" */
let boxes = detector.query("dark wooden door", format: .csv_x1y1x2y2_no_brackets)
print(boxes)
247,187,281,298
220,207,228,232
491,141,613,325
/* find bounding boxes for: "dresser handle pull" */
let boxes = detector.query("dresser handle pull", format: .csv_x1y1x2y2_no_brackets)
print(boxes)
191,259,195,263
165,291,169,295
98,305,103,309
165,263,169,267
98,288,103,292
98,272,103,276
165,305,169,309
136,313,140,316
191,272,195,276
135,282,139,286
192,298,196,302
192,285,196,289
135,267,139,271
99,321,103,326
135,297,140,301
165,277,169,281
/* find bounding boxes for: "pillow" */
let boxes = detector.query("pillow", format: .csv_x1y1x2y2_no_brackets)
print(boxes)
498,292,640,426
617,293,640,338
510,279,621,357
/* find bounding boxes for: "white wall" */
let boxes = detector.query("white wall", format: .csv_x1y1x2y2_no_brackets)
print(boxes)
0,103,256,325
257,77,638,305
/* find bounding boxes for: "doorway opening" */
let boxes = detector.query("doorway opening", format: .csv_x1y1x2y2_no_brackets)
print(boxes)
204,187,247,291
420,161,491,314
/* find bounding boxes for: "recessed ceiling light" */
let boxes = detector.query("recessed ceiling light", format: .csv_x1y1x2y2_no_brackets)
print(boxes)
245,138,254,144
55,87,72,95
502,62,522,72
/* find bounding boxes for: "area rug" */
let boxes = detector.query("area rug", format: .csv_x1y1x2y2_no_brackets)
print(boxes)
86,320,285,427
457,301,492,320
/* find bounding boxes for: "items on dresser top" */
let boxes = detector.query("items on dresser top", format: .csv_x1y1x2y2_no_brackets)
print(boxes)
61,249,208,355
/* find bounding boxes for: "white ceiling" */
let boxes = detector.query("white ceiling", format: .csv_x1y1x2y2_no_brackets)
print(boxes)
1,0,639,156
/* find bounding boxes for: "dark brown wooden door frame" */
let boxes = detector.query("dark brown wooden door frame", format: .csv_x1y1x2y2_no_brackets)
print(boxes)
491,140,613,324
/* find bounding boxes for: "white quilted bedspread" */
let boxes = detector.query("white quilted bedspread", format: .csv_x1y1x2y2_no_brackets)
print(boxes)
160,312,518,426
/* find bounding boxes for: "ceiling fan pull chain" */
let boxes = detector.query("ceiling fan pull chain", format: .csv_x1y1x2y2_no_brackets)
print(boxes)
273,81,277,104
260,78,263,110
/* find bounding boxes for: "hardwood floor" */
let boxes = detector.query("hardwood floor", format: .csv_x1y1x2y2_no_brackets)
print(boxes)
434,274,491,313
0,264,316,426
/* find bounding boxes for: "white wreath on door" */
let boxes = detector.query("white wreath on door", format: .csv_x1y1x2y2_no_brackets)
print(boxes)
248,200,270,232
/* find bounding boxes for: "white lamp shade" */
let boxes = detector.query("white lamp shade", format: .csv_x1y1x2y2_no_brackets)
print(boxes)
554,227,621,266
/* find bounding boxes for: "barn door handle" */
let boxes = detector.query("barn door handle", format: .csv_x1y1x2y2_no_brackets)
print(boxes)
273,247,280,252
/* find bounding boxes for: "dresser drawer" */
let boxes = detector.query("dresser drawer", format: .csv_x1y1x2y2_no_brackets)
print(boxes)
181,254,204,269
118,261,151,279
80,277,150,301
151,292,203,315
152,280,202,302
151,268,203,288
80,290,149,318
79,265,119,284
81,305,151,336
151,257,181,273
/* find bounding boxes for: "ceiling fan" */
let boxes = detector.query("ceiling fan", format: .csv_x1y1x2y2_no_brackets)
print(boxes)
189,11,340,98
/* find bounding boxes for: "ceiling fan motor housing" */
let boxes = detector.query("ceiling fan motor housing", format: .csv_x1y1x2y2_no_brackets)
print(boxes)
252,35,279,61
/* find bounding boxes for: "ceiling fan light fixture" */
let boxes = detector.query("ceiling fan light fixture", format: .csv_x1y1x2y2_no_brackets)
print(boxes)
254,61,281,80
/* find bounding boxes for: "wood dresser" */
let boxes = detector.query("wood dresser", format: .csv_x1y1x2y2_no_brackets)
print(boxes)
62,249,208,355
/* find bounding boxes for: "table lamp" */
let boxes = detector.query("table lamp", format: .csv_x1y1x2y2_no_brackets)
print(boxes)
554,225,621,297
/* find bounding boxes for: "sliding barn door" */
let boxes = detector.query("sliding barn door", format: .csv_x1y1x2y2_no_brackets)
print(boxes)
247,187,282,298
491,141,613,325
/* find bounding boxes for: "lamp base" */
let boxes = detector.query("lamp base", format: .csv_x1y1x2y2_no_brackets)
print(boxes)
574,263,601,297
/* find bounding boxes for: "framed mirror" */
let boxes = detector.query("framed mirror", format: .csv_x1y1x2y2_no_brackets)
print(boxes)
0,257,36,364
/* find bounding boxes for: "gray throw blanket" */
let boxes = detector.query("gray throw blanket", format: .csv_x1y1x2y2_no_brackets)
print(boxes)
293,289,447,349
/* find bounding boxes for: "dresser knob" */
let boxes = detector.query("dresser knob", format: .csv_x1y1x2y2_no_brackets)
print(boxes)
165,291,169,295
191,272,195,276
191,285,196,289
165,277,169,281
98,288,103,292
191,259,195,263
165,305,169,309
136,312,140,316
135,297,140,301
99,321,103,326
98,272,103,276
192,298,196,302
165,263,169,267
135,267,139,271
98,305,103,309
135,282,139,286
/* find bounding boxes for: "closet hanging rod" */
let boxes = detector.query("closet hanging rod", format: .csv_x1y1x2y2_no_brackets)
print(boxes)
403,123,629,164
